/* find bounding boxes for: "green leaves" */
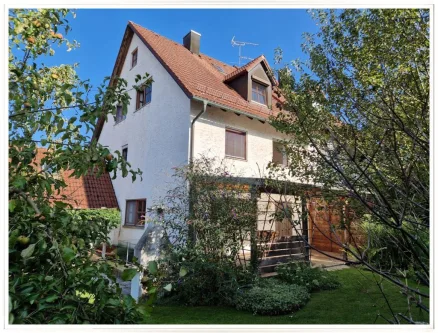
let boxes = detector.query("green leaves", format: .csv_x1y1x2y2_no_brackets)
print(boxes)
8,8,146,324
62,247,75,263
147,261,158,274
121,268,138,281
12,176,26,190
21,244,36,259
9,200,17,212
45,294,59,303
179,267,188,277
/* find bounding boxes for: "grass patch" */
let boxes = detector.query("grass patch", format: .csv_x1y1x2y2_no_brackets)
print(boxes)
140,268,429,324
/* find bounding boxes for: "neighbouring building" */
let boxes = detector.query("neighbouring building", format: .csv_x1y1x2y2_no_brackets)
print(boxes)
35,148,119,209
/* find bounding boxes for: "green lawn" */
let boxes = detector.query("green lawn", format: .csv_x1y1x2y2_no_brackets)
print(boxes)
141,268,429,325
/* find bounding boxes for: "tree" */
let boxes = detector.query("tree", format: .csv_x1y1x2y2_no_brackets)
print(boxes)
9,9,152,323
270,9,429,323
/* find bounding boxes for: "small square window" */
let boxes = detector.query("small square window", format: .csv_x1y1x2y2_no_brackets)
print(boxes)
125,199,146,226
131,48,138,68
225,128,246,160
122,146,128,161
115,105,126,123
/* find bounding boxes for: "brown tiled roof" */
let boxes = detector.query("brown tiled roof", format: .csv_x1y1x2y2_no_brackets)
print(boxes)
93,22,285,141
223,55,278,86
35,148,119,209
129,22,282,119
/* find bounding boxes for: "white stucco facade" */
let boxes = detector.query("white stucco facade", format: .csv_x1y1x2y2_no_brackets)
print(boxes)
98,33,190,245
99,32,300,247
190,100,292,180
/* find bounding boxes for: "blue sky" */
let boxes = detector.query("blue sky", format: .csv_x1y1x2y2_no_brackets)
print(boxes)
52,9,318,90
27,9,319,142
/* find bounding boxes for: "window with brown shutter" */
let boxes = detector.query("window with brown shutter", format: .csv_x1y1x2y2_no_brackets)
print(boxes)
273,141,288,166
131,48,138,68
125,199,146,227
225,128,246,160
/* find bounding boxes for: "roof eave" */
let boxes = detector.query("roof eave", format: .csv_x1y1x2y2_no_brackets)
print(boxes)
192,96,269,122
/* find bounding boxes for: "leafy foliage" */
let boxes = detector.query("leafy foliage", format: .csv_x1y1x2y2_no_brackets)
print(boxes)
275,261,341,292
235,279,310,315
270,9,429,322
148,156,258,306
157,254,244,306
356,215,428,277
8,9,152,324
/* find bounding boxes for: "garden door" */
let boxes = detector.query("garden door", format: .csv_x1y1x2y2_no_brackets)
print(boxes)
308,198,343,254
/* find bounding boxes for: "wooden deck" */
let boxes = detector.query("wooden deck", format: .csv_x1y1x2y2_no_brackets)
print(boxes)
310,250,348,270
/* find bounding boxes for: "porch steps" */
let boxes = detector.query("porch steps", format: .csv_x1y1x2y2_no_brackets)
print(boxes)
260,271,278,278
258,240,306,274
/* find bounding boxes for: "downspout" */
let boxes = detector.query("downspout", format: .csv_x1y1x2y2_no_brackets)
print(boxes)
189,100,208,162
187,100,207,244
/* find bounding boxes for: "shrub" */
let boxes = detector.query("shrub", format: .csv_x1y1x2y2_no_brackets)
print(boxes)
275,261,341,291
357,216,429,276
157,252,253,306
235,279,310,315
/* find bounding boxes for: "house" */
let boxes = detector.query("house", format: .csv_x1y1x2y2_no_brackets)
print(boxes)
34,148,119,209
93,22,348,271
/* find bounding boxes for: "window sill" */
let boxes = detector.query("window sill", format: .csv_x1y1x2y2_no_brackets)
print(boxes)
114,119,126,126
272,162,289,168
134,102,151,113
250,100,269,108
225,155,247,162
122,225,145,229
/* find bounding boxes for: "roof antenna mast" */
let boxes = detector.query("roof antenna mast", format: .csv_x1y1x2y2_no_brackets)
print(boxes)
231,36,259,66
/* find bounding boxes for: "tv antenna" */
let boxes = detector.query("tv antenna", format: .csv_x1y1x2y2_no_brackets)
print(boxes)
231,36,259,66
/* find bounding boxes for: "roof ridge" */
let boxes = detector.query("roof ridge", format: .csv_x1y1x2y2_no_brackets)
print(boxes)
131,21,234,71
223,55,266,81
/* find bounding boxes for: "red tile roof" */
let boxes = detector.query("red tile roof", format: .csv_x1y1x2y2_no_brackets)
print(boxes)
129,22,283,119
223,55,278,86
93,22,285,141
35,148,119,209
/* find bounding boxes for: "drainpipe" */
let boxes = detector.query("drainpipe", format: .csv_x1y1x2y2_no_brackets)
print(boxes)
189,100,208,162
187,100,207,245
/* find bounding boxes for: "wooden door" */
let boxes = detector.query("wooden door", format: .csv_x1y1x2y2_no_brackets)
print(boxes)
308,198,343,254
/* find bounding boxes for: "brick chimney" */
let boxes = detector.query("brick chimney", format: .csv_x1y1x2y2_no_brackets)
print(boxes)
183,30,201,55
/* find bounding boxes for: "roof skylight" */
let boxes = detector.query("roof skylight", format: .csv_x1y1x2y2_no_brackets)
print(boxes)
213,64,226,74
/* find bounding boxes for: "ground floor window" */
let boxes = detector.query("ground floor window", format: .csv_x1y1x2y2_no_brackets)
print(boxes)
125,199,146,226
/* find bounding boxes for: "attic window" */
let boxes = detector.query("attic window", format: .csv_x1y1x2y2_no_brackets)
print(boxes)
115,105,126,124
131,48,138,68
136,84,152,110
122,146,128,161
252,80,268,105
213,64,226,74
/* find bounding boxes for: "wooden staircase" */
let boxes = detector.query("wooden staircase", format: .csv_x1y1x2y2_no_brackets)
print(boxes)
258,238,306,275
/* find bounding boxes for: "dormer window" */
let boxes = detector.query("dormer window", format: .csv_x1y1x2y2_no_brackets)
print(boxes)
252,80,268,105
131,48,138,68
